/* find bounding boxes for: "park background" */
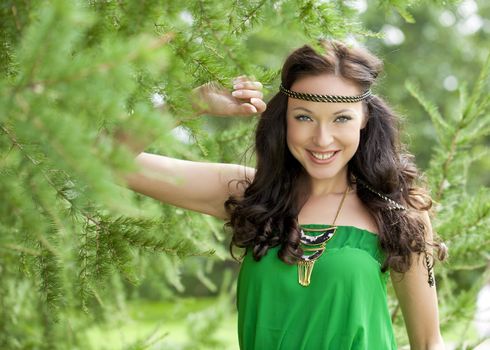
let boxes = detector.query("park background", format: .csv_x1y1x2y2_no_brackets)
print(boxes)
1,0,489,349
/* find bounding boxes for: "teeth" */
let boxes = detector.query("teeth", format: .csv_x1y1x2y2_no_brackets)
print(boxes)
310,151,336,160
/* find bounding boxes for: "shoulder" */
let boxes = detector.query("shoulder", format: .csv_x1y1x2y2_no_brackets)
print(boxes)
410,207,434,241
343,192,380,235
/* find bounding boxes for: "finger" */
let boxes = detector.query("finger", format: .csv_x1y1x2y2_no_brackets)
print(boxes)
232,75,258,86
232,75,250,85
231,89,263,99
233,81,263,90
237,103,257,115
250,98,267,113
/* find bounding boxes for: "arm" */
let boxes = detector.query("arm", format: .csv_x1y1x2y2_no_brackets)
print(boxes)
125,155,255,220
121,77,266,220
390,210,446,350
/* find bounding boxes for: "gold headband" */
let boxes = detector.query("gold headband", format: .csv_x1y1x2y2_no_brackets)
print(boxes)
279,84,372,103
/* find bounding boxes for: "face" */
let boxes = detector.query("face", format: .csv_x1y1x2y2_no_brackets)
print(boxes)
286,74,367,185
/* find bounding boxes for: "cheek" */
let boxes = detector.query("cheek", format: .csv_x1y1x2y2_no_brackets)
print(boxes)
286,119,303,146
338,127,362,149
347,130,361,143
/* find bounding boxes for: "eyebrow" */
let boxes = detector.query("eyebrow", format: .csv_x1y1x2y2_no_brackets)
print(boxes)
291,107,355,115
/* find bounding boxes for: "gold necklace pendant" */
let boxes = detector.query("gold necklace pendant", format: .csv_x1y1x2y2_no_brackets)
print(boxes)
298,259,315,286
298,259,317,286
297,233,331,287
297,184,350,287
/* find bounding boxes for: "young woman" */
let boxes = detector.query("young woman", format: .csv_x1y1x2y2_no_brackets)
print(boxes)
125,39,447,349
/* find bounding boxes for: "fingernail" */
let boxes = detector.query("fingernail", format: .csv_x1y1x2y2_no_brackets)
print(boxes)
232,90,242,97
233,84,243,89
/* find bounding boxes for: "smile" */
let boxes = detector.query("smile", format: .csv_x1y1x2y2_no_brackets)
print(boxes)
309,150,338,160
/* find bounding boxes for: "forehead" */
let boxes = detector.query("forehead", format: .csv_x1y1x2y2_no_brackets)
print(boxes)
291,74,361,95
287,74,363,113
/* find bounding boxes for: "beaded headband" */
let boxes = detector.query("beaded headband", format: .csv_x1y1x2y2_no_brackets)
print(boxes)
279,84,372,103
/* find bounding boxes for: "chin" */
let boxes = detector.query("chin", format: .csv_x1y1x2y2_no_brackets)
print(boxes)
304,167,343,180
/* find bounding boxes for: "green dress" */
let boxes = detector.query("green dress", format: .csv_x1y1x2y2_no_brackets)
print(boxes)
236,224,397,349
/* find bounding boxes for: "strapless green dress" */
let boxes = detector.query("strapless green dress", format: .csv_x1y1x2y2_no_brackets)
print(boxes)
236,224,397,349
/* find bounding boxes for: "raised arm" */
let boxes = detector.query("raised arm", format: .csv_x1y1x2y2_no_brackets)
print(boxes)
126,155,255,220
121,77,266,221
390,210,445,350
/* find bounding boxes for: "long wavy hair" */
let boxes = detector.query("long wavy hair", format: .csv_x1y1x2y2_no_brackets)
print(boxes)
224,40,447,274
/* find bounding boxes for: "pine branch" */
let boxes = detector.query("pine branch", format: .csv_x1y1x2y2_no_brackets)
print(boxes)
407,54,490,202
405,80,451,145
0,243,41,256
461,54,490,126
37,243,63,322
78,218,92,313
227,0,268,36
379,0,416,23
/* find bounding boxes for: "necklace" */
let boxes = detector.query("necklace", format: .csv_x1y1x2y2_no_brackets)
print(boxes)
297,185,350,287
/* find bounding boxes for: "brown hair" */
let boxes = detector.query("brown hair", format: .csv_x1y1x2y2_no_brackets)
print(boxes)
225,39,447,274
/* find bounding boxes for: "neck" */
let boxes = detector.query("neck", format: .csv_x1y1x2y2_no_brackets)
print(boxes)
308,169,350,197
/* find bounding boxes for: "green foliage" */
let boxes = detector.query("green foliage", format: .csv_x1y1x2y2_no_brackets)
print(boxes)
405,53,490,346
1,0,489,349
181,269,236,350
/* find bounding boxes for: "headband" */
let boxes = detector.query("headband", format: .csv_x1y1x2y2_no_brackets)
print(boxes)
279,84,372,103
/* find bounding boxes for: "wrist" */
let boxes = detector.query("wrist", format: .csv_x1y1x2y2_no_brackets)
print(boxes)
190,85,210,116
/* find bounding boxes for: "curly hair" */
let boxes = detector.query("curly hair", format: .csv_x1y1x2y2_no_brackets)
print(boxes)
224,39,447,274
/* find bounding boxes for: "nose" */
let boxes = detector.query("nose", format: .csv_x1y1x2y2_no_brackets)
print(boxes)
312,125,334,148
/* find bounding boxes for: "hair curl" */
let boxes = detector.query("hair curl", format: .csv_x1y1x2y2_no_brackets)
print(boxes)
224,40,447,274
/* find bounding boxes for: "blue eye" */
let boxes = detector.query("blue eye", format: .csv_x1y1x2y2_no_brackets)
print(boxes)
295,114,313,122
335,115,352,123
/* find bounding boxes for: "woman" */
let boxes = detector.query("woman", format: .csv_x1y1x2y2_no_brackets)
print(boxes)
125,39,447,349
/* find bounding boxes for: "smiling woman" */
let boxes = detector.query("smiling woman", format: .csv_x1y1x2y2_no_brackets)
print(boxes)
223,40,448,349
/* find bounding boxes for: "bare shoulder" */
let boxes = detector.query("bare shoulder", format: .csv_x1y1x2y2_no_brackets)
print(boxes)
411,208,434,241
346,193,380,235
346,192,433,237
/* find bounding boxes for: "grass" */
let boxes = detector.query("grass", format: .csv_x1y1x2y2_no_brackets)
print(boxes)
85,296,239,350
